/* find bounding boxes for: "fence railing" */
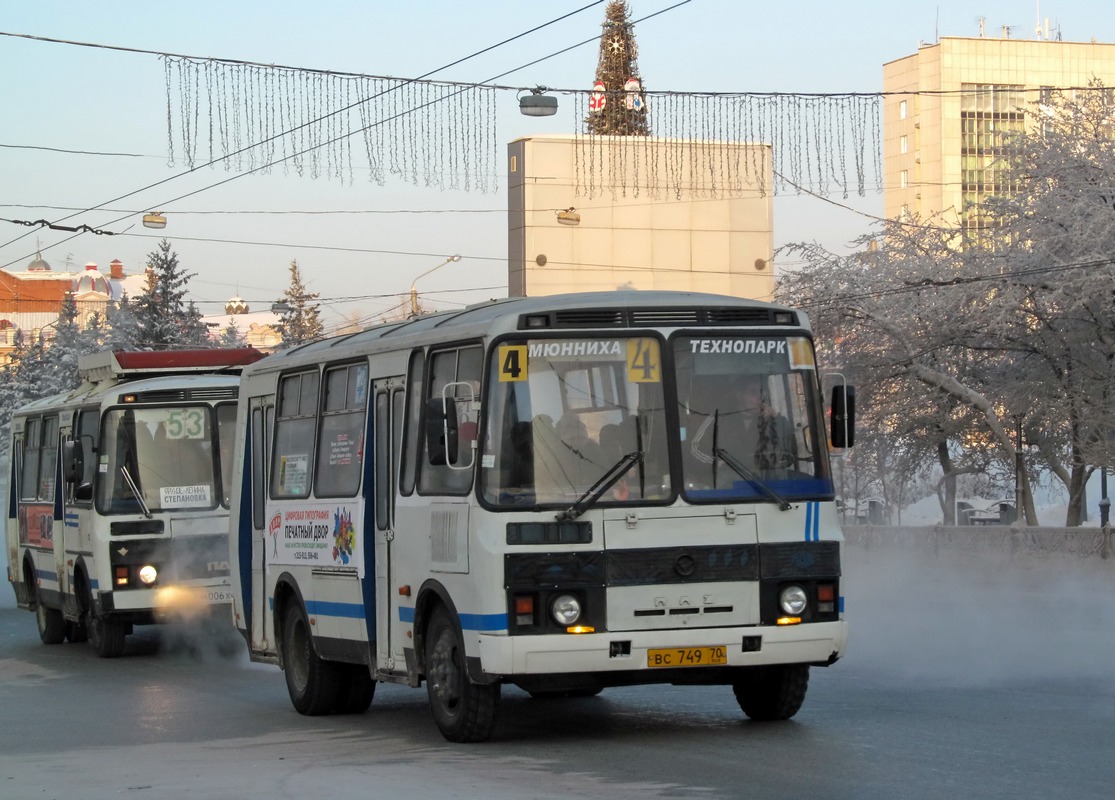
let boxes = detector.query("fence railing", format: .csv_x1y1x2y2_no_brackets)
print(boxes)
843,525,1113,561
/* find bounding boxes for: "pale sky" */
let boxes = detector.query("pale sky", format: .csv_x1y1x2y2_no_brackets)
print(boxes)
3,1,1114,332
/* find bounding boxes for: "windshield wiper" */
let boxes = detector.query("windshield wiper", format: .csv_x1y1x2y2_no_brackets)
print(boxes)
556,450,643,522
119,465,152,518
713,447,793,511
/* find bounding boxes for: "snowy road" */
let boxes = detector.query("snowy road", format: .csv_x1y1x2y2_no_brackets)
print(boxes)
2,546,1113,799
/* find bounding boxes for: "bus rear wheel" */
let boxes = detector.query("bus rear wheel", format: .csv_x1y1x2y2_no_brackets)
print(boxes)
424,606,499,742
732,664,810,721
281,604,340,715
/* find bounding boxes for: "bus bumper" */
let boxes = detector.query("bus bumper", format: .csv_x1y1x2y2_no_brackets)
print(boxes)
474,619,847,677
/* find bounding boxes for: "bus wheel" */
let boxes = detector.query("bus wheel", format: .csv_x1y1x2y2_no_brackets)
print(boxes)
86,606,127,658
732,664,810,721
281,605,340,715
34,591,66,645
424,606,499,742
333,663,375,715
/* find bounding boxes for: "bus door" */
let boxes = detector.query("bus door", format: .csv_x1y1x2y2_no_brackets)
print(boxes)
63,409,99,614
247,395,274,651
371,377,405,671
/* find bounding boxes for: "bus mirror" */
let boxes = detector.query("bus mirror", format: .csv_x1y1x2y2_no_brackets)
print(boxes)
75,482,94,502
426,396,459,466
63,439,83,484
830,384,856,448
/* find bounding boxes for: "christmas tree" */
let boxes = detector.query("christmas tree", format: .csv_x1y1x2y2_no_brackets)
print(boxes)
586,1,650,136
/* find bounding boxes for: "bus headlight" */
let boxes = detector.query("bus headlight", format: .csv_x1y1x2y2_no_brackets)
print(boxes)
779,585,807,616
551,594,582,626
138,565,159,585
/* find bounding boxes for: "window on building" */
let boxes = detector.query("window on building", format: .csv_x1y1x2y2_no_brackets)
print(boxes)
899,100,907,119
960,83,1026,241
900,135,908,154
900,170,908,189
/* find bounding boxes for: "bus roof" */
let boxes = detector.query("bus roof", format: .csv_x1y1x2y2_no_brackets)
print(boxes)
78,348,266,383
262,290,806,365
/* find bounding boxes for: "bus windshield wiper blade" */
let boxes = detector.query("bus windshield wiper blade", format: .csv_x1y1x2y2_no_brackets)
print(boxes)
713,447,793,511
120,465,152,518
556,450,643,522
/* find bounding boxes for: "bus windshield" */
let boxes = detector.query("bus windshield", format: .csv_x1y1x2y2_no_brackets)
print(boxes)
96,406,221,514
481,336,671,507
675,333,833,502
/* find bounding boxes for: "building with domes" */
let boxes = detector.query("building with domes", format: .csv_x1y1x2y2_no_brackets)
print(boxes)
201,293,283,352
0,253,128,364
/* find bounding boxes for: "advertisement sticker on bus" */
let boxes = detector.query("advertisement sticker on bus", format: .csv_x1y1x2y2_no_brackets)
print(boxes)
17,503,54,547
267,503,363,576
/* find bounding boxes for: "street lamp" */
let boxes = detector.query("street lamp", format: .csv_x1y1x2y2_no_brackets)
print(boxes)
519,87,557,117
409,255,461,317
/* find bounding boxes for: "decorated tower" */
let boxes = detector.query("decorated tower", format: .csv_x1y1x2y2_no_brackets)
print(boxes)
586,1,650,136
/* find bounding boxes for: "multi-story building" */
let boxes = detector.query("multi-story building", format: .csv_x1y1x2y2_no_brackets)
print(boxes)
883,33,1115,235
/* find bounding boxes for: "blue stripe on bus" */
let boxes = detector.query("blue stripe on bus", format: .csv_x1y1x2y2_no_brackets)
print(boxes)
804,501,821,541
64,513,79,528
36,569,58,583
397,606,508,632
304,600,366,620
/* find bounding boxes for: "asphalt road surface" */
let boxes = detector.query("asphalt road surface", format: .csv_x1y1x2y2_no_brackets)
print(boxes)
2,545,1113,800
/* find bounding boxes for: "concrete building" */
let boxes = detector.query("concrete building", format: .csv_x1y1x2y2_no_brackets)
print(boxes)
883,34,1115,234
507,135,774,301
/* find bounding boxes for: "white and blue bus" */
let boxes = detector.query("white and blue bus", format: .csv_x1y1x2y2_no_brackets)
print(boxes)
229,291,853,741
6,348,264,657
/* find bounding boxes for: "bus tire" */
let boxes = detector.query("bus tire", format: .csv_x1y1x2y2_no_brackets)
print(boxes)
424,605,499,742
333,663,375,714
732,664,810,721
34,592,66,645
281,604,340,715
87,606,127,659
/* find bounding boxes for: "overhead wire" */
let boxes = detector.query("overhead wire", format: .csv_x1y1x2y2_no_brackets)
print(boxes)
0,1,612,260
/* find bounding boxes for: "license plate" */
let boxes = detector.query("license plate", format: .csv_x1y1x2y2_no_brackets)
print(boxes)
647,646,728,668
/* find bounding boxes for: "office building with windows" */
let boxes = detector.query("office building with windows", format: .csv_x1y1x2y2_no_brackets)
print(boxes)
883,34,1115,235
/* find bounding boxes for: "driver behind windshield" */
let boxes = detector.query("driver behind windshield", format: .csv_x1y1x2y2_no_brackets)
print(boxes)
689,376,796,480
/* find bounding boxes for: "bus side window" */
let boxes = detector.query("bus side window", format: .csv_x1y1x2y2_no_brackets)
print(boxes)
251,406,265,529
71,409,98,504
419,345,482,495
315,363,367,498
20,418,41,502
400,349,425,497
374,390,391,531
270,370,319,499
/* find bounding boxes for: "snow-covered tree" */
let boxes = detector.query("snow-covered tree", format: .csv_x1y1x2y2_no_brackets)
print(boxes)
38,292,95,393
275,260,324,347
104,291,142,350
218,320,248,347
132,239,209,349
781,82,1115,526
